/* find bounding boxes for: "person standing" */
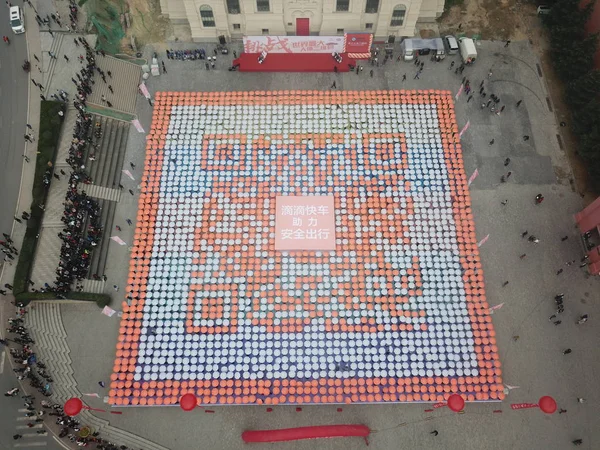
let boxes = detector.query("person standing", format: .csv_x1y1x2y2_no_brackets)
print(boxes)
563,348,572,355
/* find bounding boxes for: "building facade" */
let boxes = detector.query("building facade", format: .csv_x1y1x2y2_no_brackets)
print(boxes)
159,0,445,42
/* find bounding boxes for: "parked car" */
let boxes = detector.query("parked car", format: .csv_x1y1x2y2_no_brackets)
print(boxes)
9,6,25,34
444,35,459,55
400,38,446,61
537,5,551,15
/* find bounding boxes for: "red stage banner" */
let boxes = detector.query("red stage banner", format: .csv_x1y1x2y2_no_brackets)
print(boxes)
344,33,373,54
243,36,344,54
510,403,538,410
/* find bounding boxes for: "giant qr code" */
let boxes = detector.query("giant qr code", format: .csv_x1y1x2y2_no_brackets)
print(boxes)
109,91,503,407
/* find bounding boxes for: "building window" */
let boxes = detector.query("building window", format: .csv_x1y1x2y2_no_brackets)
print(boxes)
199,5,215,27
365,0,379,13
226,0,240,14
336,0,349,12
365,22,373,29
232,23,241,30
262,28,269,35
257,0,270,12
337,28,344,34
390,5,406,26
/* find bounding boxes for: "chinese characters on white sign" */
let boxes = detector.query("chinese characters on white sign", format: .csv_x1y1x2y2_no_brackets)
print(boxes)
275,196,336,250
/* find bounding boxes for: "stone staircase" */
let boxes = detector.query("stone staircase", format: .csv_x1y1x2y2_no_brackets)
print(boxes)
43,33,65,93
25,303,170,450
77,115,129,280
83,184,121,201
87,56,142,114
81,279,106,293
84,116,129,190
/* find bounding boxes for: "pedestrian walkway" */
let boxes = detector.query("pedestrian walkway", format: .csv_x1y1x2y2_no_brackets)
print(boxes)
13,408,49,447
25,302,169,450
40,33,98,101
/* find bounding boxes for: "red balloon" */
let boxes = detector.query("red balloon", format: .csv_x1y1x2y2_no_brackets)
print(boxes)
179,393,197,411
538,396,557,414
447,394,465,412
64,398,83,417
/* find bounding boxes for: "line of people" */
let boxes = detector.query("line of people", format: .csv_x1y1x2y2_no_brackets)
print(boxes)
2,306,145,448
51,37,105,293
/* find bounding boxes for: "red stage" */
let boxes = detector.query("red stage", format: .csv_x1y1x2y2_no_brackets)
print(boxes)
233,53,356,72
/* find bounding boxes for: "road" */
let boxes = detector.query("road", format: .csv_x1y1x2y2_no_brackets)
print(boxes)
0,3,29,245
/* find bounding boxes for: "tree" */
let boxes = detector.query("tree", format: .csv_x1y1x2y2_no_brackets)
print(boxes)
566,70,600,108
544,0,596,29
552,35,598,81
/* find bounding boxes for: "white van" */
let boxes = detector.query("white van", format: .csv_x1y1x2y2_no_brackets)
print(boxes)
9,6,25,34
458,37,477,64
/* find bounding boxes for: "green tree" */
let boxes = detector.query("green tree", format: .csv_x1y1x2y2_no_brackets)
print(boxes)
566,70,600,108
545,0,596,29
552,35,598,81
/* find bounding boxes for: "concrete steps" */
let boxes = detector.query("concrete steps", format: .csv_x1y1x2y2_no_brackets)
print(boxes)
44,33,64,92
81,279,106,293
86,56,142,114
86,199,117,279
84,115,129,189
77,115,129,280
24,302,170,450
107,121,130,189
83,184,122,202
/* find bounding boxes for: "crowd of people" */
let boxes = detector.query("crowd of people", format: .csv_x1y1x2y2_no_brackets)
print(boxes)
2,304,142,448
50,37,105,293
55,189,102,293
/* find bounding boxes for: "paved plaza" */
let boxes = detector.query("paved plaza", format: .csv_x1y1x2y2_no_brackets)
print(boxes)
16,39,600,450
